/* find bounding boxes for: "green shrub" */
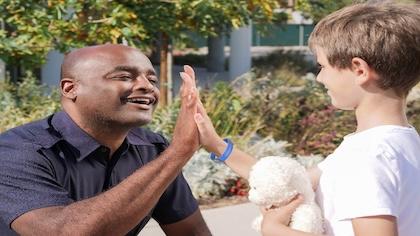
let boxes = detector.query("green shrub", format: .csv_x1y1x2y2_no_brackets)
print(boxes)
252,49,317,76
407,86,420,130
231,70,356,156
149,82,263,147
0,73,61,132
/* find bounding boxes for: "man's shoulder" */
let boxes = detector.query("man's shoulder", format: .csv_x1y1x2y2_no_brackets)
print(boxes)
128,127,169,146
0,116,52,147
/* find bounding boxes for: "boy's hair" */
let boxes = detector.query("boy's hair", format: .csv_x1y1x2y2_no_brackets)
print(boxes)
308,2,420,97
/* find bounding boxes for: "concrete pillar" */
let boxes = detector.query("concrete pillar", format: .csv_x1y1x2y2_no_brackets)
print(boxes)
229,23,252,80
207,34,225,72
41,50,64,86
299,24,304,46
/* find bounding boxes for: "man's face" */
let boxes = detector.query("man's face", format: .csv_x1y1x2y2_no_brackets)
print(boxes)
73,45,160,128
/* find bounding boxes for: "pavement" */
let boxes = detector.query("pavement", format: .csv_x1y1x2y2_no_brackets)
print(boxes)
139,202,260,236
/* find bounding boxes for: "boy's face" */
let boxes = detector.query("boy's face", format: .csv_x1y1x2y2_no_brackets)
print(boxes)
315,47,363,110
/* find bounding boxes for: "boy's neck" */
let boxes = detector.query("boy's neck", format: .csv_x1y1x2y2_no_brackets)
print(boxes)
354,92,409,133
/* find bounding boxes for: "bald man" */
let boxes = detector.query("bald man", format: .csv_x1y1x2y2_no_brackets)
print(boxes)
0,44,211,236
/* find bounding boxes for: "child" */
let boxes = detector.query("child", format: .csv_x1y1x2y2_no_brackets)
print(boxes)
189,2,420,236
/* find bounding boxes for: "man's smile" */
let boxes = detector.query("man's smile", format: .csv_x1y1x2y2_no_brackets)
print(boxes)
122,96,157,110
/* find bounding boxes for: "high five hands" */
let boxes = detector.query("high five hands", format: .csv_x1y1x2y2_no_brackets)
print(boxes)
171,65,200,158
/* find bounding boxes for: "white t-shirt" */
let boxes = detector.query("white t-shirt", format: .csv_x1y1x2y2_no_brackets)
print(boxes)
316,125,420,236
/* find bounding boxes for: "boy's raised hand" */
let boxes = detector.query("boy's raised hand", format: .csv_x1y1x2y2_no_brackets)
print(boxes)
194,98,225,154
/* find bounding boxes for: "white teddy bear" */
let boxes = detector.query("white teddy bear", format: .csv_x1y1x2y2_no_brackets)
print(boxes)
248,156,324,234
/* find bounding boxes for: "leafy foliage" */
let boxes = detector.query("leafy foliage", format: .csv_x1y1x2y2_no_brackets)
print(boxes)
0,0,283,71
178,0,284,36
149,82,263,147
295,0,360,23
0,73,61,132
231,68,355,156
183,136,292,199
0,0,144,68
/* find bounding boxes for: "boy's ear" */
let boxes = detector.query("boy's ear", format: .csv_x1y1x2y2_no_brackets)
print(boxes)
60,78,78,101
351,57,379,85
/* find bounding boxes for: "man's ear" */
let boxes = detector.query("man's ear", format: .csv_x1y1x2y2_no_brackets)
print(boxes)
60,78,78,101
351,57,379,86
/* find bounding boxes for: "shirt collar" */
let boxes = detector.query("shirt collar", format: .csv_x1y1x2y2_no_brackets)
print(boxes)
48,111,156,162
51,111,101,161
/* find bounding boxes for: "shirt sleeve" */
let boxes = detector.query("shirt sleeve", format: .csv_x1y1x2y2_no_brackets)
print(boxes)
152,172,199,225
334,148,399,220
0,141,72,228
149,133,199,224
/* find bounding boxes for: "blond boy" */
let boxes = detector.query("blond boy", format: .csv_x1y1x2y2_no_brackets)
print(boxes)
186,1,420,236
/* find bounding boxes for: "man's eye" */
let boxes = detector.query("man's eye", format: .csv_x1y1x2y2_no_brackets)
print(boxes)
113,75,132,80
148,76,158,85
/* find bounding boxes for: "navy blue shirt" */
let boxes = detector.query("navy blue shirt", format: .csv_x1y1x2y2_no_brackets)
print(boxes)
0,111,198,235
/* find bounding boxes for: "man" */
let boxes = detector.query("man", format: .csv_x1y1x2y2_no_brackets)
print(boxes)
0,44,211,235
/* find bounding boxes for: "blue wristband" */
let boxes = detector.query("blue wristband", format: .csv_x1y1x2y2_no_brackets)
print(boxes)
210,138,234,163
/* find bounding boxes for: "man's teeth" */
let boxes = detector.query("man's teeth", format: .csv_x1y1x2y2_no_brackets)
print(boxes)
126,98,152,105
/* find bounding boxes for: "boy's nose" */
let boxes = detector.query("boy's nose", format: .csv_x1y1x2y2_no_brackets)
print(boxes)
315,74,323,83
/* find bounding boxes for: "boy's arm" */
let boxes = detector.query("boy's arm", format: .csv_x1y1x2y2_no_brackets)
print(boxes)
194,100,256,179
352,216,397,236
194,97,320,181
204,136,257,179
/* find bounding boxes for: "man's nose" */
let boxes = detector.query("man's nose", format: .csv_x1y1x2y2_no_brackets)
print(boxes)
133,75,155,91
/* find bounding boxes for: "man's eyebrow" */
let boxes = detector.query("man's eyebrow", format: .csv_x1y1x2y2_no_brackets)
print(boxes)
103,66,157,79
104,66,138,77
103,66,139,78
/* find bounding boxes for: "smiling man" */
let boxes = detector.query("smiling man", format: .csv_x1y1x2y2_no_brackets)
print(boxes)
0,44,211,236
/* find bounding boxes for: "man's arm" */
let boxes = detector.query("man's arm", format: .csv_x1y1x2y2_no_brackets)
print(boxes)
11,66,202,236
160,209,211,236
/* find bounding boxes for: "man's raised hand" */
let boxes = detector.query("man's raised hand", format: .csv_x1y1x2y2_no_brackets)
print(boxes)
170,65,200,158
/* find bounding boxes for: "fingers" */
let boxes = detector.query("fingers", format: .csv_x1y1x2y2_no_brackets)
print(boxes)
260,206,269,215
194,113,205,133
179,72,196,103
196,98,207,116
183,65,196,87
283,194,304,214
186,88,198,108
179,72,192,92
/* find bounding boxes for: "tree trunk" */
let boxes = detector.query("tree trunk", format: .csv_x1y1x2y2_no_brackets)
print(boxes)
150,34,161,65
159,33,172,107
